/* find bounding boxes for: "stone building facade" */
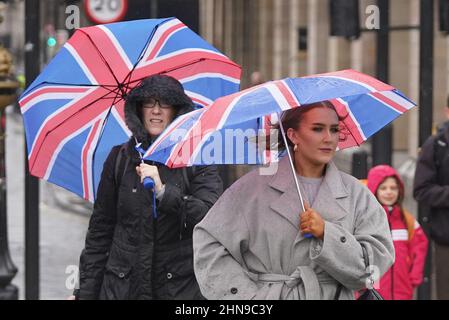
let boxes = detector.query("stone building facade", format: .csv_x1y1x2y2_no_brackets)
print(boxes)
199,0,449,159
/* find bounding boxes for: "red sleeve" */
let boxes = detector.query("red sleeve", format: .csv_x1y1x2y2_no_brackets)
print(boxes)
409,223,429,287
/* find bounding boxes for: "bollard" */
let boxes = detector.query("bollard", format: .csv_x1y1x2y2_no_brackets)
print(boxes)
351,150,368,180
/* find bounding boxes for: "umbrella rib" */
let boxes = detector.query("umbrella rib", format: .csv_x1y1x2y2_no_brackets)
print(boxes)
35,81,123,97
77,29,126,93
34,22,163,154
120,25,159,96
37,89,119,138
31,88,125,182
86,96,124,198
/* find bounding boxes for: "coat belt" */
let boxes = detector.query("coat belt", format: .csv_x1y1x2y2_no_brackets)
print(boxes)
249,266,336,300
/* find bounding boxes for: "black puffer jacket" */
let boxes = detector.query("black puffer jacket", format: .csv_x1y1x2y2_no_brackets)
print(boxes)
77,76,223,299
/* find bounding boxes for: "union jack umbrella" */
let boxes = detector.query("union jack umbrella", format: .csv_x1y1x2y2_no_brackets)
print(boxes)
142,69,416,226
19,18,241,202
143,69,416,168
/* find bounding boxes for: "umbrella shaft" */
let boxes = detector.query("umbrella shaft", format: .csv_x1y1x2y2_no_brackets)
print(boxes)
278,113,306,213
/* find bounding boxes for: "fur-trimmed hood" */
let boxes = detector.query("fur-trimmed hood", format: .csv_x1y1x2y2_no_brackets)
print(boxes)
124,75,195,149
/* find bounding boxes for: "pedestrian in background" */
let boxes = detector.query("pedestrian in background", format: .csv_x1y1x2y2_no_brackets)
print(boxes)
72,75,223,300
367,165,428,300
193,101,394,300
414,97,449,300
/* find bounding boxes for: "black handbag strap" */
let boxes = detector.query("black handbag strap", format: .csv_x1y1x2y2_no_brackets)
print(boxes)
361,243,370,268
334,283,343,300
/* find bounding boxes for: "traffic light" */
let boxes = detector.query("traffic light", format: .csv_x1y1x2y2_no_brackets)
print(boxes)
47,36,57,47
329,0,361,40
44,24,57,61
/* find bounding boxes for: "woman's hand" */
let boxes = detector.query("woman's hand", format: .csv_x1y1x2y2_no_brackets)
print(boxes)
299,202,325,240
135,163,164,193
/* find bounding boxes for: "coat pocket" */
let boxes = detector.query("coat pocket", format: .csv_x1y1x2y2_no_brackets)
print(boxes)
156,240,203,299
100,262,132,300
99,241,135,300
166,258,203,300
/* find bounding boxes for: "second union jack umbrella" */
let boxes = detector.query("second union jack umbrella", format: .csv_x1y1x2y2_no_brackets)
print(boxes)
142,69,416,168
142,69,416,226
18,18,241,202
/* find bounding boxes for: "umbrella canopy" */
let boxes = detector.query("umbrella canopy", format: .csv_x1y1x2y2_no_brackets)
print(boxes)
142,69,416,168
19,18,241,202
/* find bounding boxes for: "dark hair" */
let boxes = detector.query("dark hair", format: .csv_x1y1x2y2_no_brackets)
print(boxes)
126,74,195,121
447,95,449,108
273,101,348,151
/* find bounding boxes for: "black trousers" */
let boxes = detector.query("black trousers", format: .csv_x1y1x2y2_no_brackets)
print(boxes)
434,242,449,300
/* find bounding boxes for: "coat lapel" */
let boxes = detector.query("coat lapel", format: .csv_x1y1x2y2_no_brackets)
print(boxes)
311,162,349,223
269,157,303,229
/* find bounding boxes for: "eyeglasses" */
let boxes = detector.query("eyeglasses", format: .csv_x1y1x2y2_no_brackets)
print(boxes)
142,98,172,109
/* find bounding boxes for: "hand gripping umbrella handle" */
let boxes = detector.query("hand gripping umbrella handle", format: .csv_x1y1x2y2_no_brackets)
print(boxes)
143,177,155,189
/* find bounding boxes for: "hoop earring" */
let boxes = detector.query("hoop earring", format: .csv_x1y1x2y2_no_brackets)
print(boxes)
294,144,298,152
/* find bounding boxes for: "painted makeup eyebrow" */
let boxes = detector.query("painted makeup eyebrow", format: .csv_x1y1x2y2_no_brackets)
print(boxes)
311,123,340,127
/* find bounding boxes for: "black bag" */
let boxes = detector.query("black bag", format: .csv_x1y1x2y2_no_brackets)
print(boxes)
334,244,384,300
356,286,383,300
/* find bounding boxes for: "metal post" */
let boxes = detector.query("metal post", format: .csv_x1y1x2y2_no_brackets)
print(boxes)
351,150,368,180
372,0,392,166
24,0,40,300
0,108,18,300
418,0,434,301
150,0,158,18
123,0,152,20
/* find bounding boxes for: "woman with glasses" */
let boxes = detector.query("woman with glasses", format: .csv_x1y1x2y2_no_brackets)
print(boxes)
73,75,223,300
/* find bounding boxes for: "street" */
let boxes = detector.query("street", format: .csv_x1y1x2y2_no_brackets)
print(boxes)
5,105,91,300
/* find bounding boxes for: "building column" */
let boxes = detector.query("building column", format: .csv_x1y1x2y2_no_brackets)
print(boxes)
214,0,225,52
258,0,273,81
307,0,329,74
272,0,282,79
408,0,420,158
289,0,300,77
328,37,351,72
199,0,214,43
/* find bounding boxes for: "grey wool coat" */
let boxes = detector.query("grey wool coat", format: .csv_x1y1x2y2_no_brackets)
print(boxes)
193,156,395,300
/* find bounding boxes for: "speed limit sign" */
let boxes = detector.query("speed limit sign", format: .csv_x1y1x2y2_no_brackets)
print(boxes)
84,0,128,24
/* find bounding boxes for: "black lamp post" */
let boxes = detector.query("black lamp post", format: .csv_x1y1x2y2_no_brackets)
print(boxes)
0,44,19,299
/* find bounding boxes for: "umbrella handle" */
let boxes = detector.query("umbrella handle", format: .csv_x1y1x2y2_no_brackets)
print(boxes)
303,233,313,238
143,177,155,189
134,140,155,190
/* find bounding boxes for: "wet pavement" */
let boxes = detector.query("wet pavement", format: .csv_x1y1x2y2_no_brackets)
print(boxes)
5,105,91,300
